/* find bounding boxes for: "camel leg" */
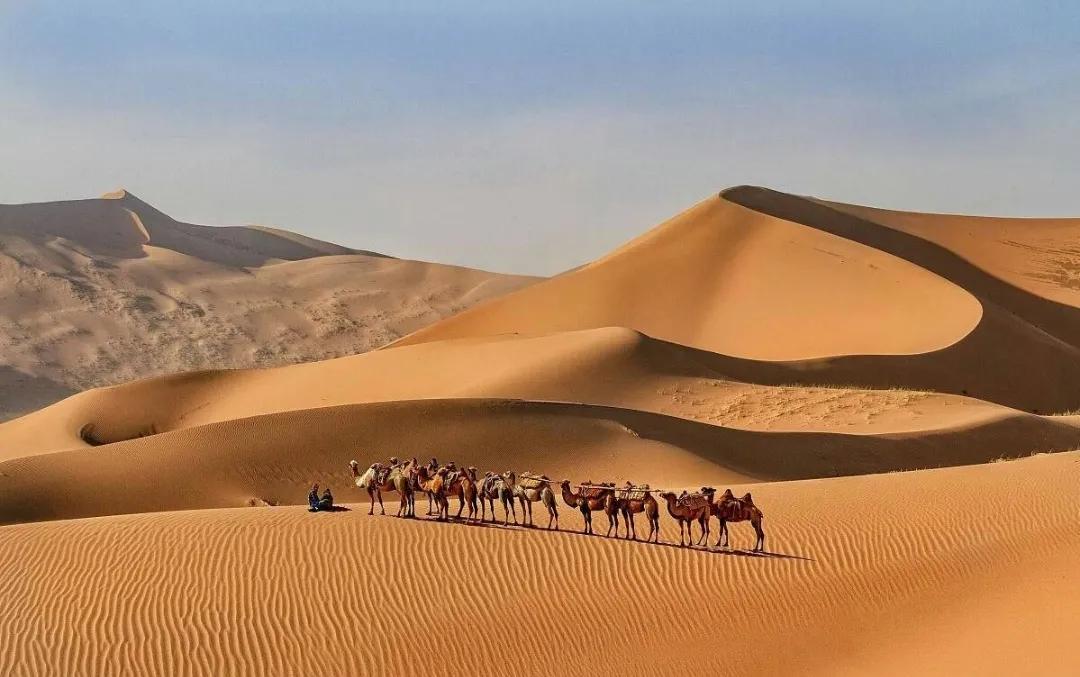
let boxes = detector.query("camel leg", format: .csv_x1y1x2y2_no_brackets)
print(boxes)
367,488,375,515
754,520,765,552
650,516,660,543
696,516,708,546
626,511,636,540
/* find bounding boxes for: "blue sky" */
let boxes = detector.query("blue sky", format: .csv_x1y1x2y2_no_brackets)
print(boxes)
2,1,1079,273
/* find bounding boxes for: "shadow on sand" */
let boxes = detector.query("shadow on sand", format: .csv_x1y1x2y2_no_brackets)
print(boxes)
355,508,812,562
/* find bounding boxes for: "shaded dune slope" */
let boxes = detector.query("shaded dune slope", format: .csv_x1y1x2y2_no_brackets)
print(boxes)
820,197,1080,307
2,452,1077,675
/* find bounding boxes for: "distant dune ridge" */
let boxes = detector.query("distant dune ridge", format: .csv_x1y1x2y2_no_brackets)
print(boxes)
3,185,1080,675
0,190,535,419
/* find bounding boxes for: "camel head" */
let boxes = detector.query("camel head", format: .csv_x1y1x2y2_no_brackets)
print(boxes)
659,491,676,501
349,460,359,476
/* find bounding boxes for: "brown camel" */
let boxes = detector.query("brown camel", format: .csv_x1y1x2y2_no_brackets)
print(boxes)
710,489,766,552
504,472,559,530
350,459,414,517
659,490,712,547
416,466,450,520
440,465,479,521
616,482,660,542
414,458,440,515
559,480,618,536
477,471,517,525
559,480,593,534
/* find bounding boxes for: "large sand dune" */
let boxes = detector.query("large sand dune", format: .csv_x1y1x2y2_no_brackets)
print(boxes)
0,190,535,420
5,186,1080,674
397,187,1080,412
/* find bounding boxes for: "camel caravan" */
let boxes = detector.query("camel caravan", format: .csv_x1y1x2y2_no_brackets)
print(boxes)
348,457,766,552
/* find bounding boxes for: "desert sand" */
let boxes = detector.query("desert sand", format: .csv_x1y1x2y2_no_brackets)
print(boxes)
0,190,534,420
2,186,1080,675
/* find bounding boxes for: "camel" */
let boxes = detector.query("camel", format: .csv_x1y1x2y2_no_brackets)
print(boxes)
413,458,440,515
710,489,766,552
350,459,415,517
477,471,517,525
559,480,618,536
616,482,660,543
416,466,450,520
658,490,712,547
440,465,479,521
504,472,559,530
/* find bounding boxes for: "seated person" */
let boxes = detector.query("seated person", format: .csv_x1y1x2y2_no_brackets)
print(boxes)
317,487,334,511
308,484,321,511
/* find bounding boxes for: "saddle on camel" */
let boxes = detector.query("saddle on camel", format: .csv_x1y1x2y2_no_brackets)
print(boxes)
517,472,549,491
614,483,651,502
676,489,712,512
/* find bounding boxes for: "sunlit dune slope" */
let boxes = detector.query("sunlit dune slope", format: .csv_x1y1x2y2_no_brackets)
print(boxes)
0,191,535,419
393,193,982,360
2,451,1076,676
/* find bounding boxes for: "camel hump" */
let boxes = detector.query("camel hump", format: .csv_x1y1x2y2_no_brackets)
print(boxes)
740,492,755,506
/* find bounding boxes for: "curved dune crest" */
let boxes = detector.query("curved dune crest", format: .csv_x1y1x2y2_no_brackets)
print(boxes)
0,326,1047,459
393,194,983,360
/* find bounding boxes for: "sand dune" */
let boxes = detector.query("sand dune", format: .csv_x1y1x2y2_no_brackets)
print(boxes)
0,191,535,420
391,187,1080,413
2,451,1076,676
6,327,1078,473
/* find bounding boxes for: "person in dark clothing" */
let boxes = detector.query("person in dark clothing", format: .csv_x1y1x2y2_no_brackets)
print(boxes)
308,483,321,512
317,487,334,511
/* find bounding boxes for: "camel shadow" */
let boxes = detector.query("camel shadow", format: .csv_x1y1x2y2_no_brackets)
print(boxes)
309,505,352,513
399,512,813,562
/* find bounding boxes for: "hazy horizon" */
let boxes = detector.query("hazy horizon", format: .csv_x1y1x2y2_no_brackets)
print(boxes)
3,1,1079,275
